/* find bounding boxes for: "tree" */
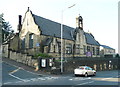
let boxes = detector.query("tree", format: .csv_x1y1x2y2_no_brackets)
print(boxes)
115,54,120,58
0,13,14,43
1,13,13,32
0,14,3,44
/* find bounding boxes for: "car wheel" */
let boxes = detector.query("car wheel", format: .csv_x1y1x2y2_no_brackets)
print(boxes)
85,73,88,77
93,72,96,76
75,74,78,77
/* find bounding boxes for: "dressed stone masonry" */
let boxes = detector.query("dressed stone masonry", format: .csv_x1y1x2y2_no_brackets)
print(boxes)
2,8,117,72
18,8,100,58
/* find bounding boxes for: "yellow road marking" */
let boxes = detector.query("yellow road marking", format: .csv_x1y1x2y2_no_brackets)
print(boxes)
92,78,120,82
9,67,21,74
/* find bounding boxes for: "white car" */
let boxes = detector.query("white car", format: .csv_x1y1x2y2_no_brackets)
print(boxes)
74,66,96,77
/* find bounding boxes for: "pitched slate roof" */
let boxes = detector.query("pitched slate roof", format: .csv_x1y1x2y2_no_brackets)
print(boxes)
84,33,100,46
33,14,75,40
32,14,100,46
101,45,114,49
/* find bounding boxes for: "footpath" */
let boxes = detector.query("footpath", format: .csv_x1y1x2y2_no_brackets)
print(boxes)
2,58,51,76
2,58,73,77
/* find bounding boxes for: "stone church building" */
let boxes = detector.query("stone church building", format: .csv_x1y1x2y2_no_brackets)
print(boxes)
10,8,101,58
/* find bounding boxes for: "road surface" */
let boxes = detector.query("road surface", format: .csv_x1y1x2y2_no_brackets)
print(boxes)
2,61,120,86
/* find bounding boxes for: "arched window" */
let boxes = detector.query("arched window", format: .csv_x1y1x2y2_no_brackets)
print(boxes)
29,33,33,48
21,38,25,49
66,44,72,54
76,44,80,54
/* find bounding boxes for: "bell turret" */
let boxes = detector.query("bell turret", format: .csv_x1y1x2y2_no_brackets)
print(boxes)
76,14,83,30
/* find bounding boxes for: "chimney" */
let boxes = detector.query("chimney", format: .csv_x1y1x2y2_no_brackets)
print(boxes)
18,15,22,32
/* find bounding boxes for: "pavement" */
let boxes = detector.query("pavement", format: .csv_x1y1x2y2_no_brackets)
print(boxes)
2,58,120,86
2,58,72,77
2,58,52,76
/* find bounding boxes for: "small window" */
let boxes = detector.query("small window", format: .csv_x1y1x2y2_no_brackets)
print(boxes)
92,47,95,55
2,46,5,53
96,47,99,55
29,34,33,48
53,45,55,53
21,38,25,49
58,42,61,53
84,45,86,55
76,44,80,54
66,44,72,54
31,34,33,39
87,46,90,52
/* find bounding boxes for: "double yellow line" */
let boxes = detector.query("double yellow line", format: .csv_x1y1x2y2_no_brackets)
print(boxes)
9,67,21,74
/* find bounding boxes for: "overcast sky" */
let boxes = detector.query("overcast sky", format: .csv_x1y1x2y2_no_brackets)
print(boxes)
0,0,119,53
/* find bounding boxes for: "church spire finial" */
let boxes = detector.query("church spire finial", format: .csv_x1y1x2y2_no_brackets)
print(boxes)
88,30,91,33
27,7,30,11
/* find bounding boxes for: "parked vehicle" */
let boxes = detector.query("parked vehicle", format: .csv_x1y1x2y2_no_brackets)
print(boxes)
74,66,96,77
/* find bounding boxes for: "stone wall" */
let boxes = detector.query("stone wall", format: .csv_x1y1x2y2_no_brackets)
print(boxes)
8,50,38,68
3,47,119,74
9,34,19,51
54,57,119,73
2,44,8,58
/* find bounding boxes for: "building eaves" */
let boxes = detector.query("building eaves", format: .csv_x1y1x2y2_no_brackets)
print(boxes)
101,45,114,50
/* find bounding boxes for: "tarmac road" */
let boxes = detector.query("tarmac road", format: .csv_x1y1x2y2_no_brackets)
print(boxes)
2,61,120,87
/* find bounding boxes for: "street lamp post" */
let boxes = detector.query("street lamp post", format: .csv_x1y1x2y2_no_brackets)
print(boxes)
60,4,76,73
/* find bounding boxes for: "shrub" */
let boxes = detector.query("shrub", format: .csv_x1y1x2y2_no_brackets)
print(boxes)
34,53,53,58
115,54,120,58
